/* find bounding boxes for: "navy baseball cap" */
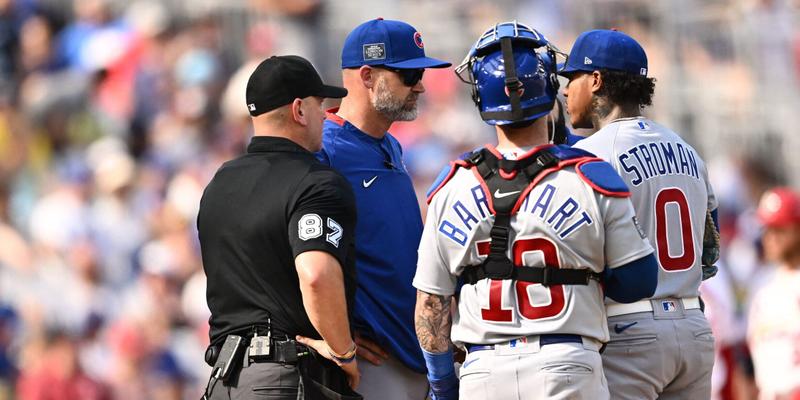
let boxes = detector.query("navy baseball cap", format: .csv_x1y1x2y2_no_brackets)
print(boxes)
559,29,648,77
341,18,451,69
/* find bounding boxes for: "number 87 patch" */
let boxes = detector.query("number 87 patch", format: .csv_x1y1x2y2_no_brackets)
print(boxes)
298,214,343,247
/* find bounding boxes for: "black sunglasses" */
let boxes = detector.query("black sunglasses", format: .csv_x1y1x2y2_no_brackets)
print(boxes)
374,66,425,86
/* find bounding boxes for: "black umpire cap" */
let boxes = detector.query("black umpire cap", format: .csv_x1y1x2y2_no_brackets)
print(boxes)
246,55,348,116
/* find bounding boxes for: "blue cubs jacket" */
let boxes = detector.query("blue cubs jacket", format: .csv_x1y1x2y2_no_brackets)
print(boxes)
317,109,425,373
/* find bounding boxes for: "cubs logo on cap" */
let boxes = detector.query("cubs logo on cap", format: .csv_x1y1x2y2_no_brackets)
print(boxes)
413,32,424,49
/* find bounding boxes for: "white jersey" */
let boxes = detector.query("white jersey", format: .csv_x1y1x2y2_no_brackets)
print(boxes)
747,267,800,398
574,118,717,300
413,146,653,345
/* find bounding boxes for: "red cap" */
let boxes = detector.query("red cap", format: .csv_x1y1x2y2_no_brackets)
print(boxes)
757,187,800,228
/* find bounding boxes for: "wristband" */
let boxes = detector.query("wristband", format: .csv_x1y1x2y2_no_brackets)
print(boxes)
329,342,357,364
423,348,458,399
422,348,455,381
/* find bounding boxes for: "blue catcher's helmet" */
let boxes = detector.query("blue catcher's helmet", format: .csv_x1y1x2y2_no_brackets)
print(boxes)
456,21,564,126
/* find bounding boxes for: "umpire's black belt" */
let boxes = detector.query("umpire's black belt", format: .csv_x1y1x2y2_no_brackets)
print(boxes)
465,334,583,353
205,334,307,366
250,338,308,364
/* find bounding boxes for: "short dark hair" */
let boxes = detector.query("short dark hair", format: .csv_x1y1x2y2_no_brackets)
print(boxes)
596,69,656,107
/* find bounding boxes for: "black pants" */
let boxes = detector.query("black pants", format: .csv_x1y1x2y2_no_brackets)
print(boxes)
208,362,300,400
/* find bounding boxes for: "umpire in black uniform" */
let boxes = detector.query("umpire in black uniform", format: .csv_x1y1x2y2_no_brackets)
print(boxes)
198,55,361,399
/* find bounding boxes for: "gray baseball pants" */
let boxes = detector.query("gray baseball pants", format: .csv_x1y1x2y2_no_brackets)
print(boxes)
603,300,714,400
458,336,609,400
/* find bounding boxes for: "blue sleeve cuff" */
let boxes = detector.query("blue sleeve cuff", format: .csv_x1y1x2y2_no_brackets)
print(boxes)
604,253,658,303
422,348,458,399
422,348,455,380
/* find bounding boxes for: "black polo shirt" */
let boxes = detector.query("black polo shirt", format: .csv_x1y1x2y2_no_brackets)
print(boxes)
198,136,357,344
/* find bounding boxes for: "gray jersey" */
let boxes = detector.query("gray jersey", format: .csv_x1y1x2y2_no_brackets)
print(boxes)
413,153,653,346
574,118,717,300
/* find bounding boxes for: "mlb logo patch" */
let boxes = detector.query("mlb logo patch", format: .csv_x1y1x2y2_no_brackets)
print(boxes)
363,43,386,61
662,301,676,312
584,57,593,65
248,103,256,112
632,216,646,239
640,68,647,76
509,337,528,348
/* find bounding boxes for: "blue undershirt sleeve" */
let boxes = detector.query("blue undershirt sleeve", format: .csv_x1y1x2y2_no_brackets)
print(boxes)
603,253,658,303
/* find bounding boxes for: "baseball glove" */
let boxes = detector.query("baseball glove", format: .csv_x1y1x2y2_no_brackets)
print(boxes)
701,208,720,280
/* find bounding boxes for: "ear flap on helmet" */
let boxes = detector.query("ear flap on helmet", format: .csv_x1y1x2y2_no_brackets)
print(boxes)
539,46,562,93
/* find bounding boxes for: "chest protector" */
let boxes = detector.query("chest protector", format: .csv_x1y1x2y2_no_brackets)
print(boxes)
428,145,611,287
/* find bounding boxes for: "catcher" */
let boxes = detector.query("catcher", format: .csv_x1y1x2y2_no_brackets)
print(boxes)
413,22,658,400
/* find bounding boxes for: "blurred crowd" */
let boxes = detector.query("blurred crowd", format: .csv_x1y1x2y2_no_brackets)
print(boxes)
0,0,797,399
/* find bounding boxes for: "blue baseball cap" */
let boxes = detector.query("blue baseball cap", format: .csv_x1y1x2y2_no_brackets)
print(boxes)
341,18,451,69
559,29,648,77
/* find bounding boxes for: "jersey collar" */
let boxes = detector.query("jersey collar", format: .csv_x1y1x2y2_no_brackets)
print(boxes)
247,136,310,154
488,143,555,160
325,107,347,127
607,116,646,124
325,107,391,144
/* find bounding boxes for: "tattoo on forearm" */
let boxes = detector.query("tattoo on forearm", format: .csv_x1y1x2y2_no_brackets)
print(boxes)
415,291,453,353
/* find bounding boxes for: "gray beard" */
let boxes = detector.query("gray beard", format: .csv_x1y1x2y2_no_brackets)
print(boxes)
372,78,418,122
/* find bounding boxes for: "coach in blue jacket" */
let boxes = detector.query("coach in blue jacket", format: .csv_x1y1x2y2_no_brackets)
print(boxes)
317,18,450,399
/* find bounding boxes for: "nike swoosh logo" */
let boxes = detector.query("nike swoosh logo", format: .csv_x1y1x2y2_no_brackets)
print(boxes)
362,176,378,188
494,189,521,198
614,321,638,334
462,357,480,369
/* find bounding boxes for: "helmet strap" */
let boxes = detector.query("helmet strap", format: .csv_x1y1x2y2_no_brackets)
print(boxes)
500,37,523,121
470,71,480,107
547,46,560,91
